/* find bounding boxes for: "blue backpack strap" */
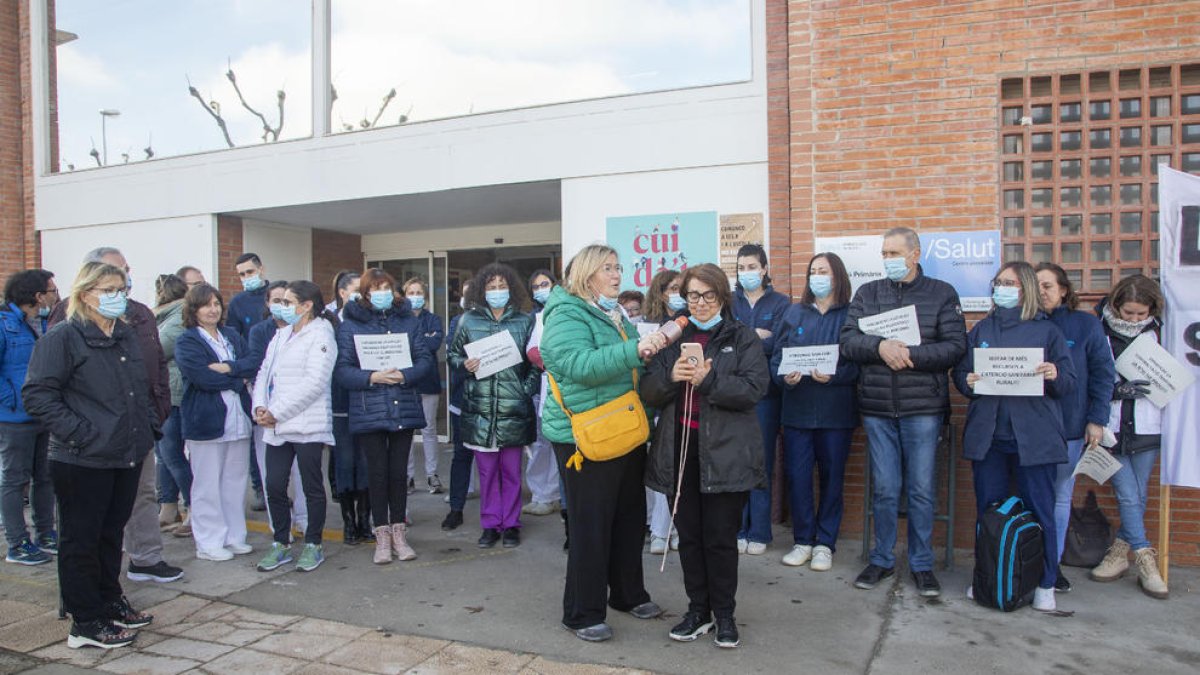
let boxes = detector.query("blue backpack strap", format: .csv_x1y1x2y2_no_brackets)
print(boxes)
997,496,1021,515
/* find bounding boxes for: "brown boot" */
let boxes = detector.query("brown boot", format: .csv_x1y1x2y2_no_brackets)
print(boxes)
373,526,392,564
1089,538,1130,582
1134,548,1169,599
391,523,417,561
173,508,192,538
158,503,180,532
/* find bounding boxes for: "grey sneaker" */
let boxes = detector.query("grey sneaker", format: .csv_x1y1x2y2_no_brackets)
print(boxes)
296,543,324,572
565,622,613,642
256,542,293,572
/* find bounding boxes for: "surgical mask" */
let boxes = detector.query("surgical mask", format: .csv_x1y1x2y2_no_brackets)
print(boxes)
597,294,619,311
485,290,510,309
533,288,551,304
738,271,763,292
689,314,723,331
370,290,393,311
241,274,264,292
408,295,425,310
269,302,287,322
97,292,128,319
667,293,686,312
992,286,1021,309
277,305,301,325
883,257,910,282
37,306,50,318
808,274,832,299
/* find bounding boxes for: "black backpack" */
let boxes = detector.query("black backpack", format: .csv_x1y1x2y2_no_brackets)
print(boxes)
973,496,1045,612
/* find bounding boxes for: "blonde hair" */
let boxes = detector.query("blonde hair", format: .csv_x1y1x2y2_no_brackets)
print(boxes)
565,244,620,300
992,261,1041,322
67,262,128,324
402,277,427,295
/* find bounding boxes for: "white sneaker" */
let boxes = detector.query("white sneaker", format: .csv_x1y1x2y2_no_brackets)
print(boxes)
196,547,233,562
226,543,253,555
810,545,833,571
966,585,974,600
736,538,748,554
649,537,668,554
1032,587,1056,612
669,533,679,551
781,544,813,567
745,542,767,556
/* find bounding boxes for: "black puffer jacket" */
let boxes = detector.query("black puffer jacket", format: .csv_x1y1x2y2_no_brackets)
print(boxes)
840,267,967,418
642,319,769,495
22,318,160,469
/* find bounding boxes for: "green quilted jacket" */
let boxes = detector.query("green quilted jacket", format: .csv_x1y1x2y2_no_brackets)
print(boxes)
447,305,538,448
539,286,646,445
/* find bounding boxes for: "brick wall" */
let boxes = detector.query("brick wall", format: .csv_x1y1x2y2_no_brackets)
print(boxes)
311,228,363,303
216,215,244,300
776,0,1200,565
1,0,26,283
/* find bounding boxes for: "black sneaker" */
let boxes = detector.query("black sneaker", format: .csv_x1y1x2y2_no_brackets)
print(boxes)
1055,567,1073,593
441,510,464,531
67,619,136,650
669,611,714,642
127,560,184,583
713,616,740,649
501,527,520,548
854,564,895,590
478,528,501,548
107,596,153,629
911,570,941,598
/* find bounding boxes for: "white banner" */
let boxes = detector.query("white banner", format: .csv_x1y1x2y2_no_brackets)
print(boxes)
1157,167,1200,488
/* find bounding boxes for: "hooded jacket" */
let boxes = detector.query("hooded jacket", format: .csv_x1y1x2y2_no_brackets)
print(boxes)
447,303,537,448
0,303,45,424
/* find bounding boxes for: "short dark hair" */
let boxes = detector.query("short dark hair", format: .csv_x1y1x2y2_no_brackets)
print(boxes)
235,253,262,267
679,263,734,319
155,274,188,307
3,269,54,308
182,283,226,328
175,265,202,278
264,280,289,306
528,268,557,289
1034,262,1079,311
466,263,528,311
735,243,772,289
800,252,851,307
618,290,644,305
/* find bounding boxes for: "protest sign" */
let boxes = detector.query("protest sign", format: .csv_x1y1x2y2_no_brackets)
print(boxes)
465,331,523,379
858,305,921,346
1073,445,1122,485
777,345,839,376
973,347,1044,396
353,333,413,371
1114,332,1196,409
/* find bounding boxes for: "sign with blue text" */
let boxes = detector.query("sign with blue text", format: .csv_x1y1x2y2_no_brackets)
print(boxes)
918,230,1001,312
606,211,719,291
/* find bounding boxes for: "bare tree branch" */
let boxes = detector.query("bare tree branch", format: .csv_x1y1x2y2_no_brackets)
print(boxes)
370,88,396,128
275,90,286,140
187,75,235,148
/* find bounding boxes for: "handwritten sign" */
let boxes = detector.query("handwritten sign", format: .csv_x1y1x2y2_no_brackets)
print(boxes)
858,305,921,346
1072,445,1122,485
353,333,413,371
973,348,1044,396
777,345,840,376
1114,332,1197,408
464,330,523,379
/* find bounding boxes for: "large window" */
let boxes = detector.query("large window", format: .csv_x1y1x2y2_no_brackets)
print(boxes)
999,64,1200,292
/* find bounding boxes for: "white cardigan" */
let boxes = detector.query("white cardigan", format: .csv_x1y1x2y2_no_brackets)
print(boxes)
253,317,337,446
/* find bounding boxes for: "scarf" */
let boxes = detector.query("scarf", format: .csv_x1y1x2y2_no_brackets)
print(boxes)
1102,303,1154,339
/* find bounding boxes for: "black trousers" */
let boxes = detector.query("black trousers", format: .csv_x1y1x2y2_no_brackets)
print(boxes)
358,429,413,526
265,441,327,545
674,430,747,620
50,460,141,623
552,443,651,629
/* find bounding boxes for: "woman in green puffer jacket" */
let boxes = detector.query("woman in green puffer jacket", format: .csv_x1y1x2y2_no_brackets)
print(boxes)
540,244,670,643
447,263,538,550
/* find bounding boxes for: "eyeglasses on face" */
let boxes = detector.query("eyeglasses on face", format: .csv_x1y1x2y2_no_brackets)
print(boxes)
686,290,718,304
601,264,624,275
992,280,1021,288
91,287,125,299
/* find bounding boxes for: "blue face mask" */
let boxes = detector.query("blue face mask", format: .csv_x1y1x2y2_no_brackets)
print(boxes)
97,292,127,319
269,302,287,322
533,288,551,304
37,306,50,318
808,274,832,299
738,271,763,292
689,314,723,331
408,295,425,310
241,274,264,292
277,305,302,325
485,290,510,309
370,290,393,311
883,257,910,282
597,294,619,311
992,286,1021,309
667,293,686,312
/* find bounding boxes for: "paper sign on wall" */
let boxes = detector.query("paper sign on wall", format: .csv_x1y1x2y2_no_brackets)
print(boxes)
719,213,764,278
1114,332,1197,408
814,235,884,296
973,347,1044,396
858,305,922,346
353,334,413,371
777,345,840,376
465,331,523,379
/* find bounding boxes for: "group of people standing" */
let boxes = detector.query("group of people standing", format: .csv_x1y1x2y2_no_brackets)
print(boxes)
0,227,1174,651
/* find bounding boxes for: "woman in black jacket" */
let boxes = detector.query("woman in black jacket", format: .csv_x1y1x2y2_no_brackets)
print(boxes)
642,263,769,649
22,262,159,649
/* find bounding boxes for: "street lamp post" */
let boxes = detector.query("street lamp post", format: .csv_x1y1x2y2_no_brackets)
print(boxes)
99,109,120,165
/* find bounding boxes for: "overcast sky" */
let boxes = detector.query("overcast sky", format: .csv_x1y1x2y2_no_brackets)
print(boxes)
53,0,752,170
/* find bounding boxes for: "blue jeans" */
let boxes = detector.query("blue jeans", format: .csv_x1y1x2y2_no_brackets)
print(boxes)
1053,438,1085,563
333,416,369,493
0,422,54,547
783,427,853,550
447,413,475,513
1110,448,1159,550
862,414,941,572
154,406,192,506
738,394,780,544
972,439,1058,589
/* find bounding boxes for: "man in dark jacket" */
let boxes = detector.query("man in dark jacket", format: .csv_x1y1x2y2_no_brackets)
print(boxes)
49,248,183,583
227,253,270,340
839,228,967,598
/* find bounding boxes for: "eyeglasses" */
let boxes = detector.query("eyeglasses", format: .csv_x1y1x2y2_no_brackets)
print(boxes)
601,264,624,275
531,281,553,290
685,290,718,304
92,287,125,299
992,280,1020,288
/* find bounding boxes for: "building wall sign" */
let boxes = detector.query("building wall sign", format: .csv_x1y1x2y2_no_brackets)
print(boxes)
719,212,763,278
606,211,719,290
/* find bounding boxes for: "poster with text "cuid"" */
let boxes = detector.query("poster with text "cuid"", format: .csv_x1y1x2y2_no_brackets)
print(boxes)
606,211,719,291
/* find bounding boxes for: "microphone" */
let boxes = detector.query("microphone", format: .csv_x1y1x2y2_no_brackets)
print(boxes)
640,316,690,357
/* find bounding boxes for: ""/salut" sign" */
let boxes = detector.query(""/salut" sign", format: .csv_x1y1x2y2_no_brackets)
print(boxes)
918,230,1001,312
